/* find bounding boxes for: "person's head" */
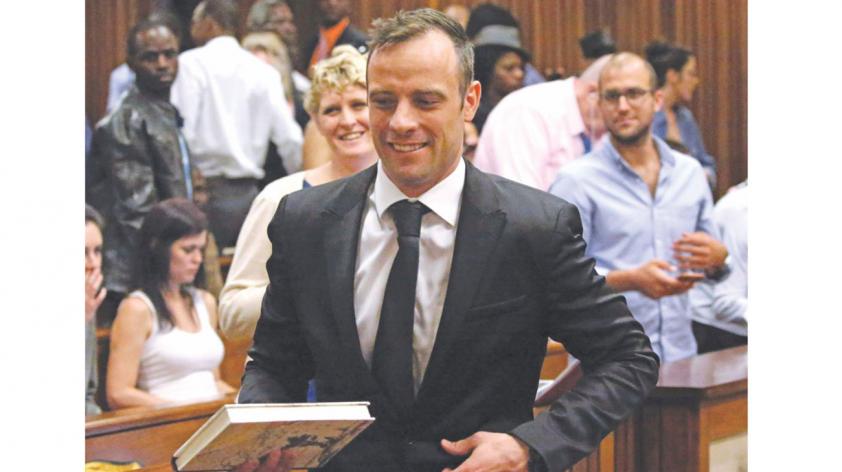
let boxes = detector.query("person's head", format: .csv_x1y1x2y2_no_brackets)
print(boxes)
243,31,294,100
305,45,373,161
190,0,238,46
127,19,179,96
576,54,613,139
598,52,661,147
645,40,698,104
135,198,208,328
464,3,519,39
472,25,529,100
318,0,352,27
85,205,105,276
367,9,480,197
579,30,616,60
246,0,297,48
443,4,470,30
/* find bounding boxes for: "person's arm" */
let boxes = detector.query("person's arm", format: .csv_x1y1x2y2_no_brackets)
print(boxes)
106,297,166,409
105,115,160,255
202,290,236,395
509,203,660,470
604,259,696,298
710,204,748,328
266,69,304,174
218,184,289,341
238,196,314,404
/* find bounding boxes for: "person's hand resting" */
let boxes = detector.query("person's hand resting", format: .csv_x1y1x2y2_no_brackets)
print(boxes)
672,232,728,272
441,431,530,472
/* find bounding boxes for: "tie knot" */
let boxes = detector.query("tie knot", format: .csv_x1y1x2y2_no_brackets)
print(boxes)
389,200,429,238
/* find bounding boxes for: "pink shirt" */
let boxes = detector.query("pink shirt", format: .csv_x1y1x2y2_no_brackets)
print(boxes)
473,78,589,191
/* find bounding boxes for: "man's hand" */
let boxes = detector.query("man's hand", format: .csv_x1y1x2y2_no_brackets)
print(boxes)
85,267,106,322
632,259,696,299
440,432,529,472
232,449,295,472
672,232,728,271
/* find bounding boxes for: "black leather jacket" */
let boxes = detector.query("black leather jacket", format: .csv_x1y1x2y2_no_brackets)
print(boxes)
87,85,195,293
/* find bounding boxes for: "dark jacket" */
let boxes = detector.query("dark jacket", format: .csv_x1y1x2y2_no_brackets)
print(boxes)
239,162,660,471
301,21,369,71
87,85,195,293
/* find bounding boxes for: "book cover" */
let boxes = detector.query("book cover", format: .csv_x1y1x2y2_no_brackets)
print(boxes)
173,402,374,471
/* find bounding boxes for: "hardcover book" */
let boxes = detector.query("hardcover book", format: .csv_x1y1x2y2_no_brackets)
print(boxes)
172,402,374,471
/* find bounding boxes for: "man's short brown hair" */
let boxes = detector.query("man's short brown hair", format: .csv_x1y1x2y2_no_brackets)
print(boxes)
368,8,474,97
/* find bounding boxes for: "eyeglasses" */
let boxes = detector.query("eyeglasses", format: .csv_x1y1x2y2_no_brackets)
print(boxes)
601,88,652,106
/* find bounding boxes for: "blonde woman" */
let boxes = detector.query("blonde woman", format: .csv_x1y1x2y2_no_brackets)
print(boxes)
219,45,376,341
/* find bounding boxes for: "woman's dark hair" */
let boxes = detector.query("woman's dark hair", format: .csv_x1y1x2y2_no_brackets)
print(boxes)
645,40,694,88
474,44,525,92
134,198,207,330
465,3,518,39
85,204,105,231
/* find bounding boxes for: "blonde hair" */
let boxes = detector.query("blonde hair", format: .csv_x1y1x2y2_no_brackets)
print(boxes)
304,45,368,115
242,32,294,103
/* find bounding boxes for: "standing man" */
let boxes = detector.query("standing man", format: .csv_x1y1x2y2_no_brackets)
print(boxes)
87,18,197,324
550,53,730,362
236,10,658,472
171,0,303,248
304,0,368,71
472,55,610,191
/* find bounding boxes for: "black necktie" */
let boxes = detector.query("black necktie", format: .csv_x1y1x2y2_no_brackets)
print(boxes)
372,200,430,415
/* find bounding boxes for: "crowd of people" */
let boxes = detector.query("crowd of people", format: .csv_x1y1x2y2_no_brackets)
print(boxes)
85,2,746,470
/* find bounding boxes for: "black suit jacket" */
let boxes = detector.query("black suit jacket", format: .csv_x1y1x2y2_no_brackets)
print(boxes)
301,21,369,71
239,162,659,471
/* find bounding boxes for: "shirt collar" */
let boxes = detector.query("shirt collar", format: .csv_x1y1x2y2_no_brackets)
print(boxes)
372,158,466,227
204,35,239,49
601,134,676,173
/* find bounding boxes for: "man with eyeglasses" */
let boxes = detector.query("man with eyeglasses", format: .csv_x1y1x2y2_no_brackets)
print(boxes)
549,53,730,362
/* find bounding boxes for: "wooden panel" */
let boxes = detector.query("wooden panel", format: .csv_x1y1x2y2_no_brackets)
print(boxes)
86,0,746,192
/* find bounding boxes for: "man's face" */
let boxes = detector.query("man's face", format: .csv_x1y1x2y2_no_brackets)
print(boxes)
267,4,298,47
318,0,351,25
129,26,179,94
368,30,480,197
599,60,661,146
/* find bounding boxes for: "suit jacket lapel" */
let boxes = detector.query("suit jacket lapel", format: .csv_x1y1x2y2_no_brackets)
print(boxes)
322,166,379,393
416,162,507,404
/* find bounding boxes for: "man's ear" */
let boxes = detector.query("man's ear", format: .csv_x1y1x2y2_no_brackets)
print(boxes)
462,80,481,121
653,88,665,111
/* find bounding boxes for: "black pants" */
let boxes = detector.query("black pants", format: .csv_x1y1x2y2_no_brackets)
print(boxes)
692,321,747,354
205,177,259,249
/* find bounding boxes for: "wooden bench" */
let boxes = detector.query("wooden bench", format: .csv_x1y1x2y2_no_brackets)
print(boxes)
86,394,236,469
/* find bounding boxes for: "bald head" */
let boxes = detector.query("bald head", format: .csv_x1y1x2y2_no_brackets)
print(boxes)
598,52,658,93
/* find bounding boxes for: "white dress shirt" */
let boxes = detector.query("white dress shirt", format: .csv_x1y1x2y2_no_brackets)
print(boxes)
354,159,465,394
171,36,303,179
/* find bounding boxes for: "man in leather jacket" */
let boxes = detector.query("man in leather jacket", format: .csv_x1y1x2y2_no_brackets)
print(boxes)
87,17,201,324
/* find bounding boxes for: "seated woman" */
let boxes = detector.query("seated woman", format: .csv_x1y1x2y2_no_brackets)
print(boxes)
106,198,234,409
85,205,107,416
219,45,377,342
645,40,717,188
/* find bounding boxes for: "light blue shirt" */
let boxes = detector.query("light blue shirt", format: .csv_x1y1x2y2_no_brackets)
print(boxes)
652,105,716,188
549,135,717,362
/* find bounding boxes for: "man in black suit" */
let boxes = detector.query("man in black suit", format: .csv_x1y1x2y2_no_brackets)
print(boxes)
236,9,659,472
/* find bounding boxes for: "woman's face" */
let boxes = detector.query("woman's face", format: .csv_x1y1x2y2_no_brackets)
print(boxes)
168,231,206,286
490,51,525,98
85,222,103,276
313,84,373,160
673,56,699,104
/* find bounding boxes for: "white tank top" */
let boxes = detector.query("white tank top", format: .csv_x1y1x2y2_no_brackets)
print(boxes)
131,288,225,403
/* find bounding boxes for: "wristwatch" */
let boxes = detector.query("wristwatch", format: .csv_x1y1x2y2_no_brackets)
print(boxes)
705,255,732,282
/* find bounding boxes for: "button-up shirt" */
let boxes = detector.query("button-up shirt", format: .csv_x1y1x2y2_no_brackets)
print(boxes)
171,36,302,179
549,135,717,362
355,159,465,394
652,105,716,187
473,78,589,191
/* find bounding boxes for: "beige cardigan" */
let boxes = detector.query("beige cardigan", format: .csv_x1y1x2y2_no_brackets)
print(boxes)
218,171,307,340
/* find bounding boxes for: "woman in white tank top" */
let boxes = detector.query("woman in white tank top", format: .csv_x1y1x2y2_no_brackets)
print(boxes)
106,199,235,409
